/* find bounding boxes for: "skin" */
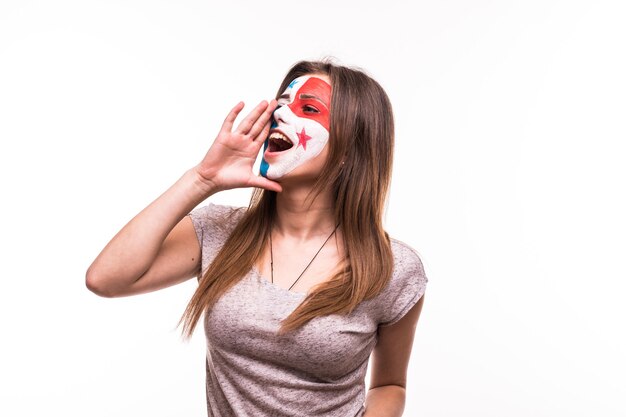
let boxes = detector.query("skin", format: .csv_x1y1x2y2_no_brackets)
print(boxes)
85,72,425,417
260,74,332,180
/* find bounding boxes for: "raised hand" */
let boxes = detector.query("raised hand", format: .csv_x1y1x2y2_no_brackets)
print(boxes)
194,99,282,193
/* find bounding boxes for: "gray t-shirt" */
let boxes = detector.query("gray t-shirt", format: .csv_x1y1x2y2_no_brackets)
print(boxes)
188,203,428,417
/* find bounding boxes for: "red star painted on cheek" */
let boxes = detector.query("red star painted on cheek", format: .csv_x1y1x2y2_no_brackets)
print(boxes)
296,127,312,150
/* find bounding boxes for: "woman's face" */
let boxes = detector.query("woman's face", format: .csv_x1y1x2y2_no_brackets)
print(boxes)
260,74,332,180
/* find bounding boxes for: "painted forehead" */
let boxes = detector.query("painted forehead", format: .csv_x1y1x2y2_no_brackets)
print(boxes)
279,75,332,108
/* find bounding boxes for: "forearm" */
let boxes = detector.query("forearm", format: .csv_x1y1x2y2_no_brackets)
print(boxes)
363,385,406,417
86,167,216,294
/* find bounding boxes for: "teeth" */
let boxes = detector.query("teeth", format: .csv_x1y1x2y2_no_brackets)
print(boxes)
269,132,292,145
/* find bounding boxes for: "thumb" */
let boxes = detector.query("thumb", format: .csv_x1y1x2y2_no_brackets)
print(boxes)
248,175,283,193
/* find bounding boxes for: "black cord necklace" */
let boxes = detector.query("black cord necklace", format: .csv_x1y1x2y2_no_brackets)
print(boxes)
269,223,340,292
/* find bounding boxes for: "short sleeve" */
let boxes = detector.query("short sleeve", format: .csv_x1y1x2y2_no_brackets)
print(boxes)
187,202,245,275
377,239,429,327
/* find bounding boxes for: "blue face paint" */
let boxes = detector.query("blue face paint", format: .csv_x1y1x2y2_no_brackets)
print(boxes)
260,139,270,177
260,75,331,180
260,118,278,178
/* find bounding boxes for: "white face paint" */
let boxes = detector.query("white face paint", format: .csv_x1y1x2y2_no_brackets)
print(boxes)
260,75,332,180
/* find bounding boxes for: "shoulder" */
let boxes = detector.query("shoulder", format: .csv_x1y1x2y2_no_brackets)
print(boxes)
187,202,247,241
389,237,427,279
189,202,246,225
375,237,429,327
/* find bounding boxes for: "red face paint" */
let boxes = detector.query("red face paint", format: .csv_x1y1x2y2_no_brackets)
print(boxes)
261,75,333,179
287,77,332,131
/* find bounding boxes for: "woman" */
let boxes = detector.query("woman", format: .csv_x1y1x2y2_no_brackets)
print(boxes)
86,59,428,417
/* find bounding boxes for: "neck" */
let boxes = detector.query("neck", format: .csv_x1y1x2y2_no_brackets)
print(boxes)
273,181,336,241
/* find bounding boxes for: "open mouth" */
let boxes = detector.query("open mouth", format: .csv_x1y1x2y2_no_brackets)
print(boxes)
268,131,294,153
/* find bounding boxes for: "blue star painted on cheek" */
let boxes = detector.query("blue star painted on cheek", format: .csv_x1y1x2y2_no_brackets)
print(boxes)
271,119,278,129
288,79,298,89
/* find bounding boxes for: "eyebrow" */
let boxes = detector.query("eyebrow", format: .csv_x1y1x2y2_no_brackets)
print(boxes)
299,93,328,107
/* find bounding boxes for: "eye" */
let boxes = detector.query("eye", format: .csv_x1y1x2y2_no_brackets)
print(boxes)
303,105,320,113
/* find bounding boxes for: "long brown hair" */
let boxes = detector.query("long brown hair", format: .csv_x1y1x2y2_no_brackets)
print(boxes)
178,58,395,338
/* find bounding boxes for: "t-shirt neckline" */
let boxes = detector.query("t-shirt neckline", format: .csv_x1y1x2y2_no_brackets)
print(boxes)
250,265,308,298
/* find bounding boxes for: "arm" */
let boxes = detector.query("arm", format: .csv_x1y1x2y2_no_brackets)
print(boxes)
85,168,216,297
364,294,426,417
85,99,280,297
364,385,406,417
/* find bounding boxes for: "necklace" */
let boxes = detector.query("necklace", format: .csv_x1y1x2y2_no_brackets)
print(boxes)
269,223,340,292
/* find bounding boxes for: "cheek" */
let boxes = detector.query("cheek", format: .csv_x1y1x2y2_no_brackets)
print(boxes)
316,113,330,132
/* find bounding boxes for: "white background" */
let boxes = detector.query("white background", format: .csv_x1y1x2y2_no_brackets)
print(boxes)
1,0,624,416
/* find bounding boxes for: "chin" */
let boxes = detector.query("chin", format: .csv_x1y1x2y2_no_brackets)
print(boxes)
274,170,322,186
261,149,327,183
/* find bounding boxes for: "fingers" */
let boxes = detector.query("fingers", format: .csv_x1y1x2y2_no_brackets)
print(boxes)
219,99,276,142
220,101,245,133
234,100,269,135
249,99,277,140
252,120,271,145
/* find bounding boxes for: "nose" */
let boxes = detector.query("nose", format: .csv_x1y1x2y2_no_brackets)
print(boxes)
271,104,295,126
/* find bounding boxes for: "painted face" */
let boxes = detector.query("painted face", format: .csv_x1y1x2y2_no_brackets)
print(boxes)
260,75,332,180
